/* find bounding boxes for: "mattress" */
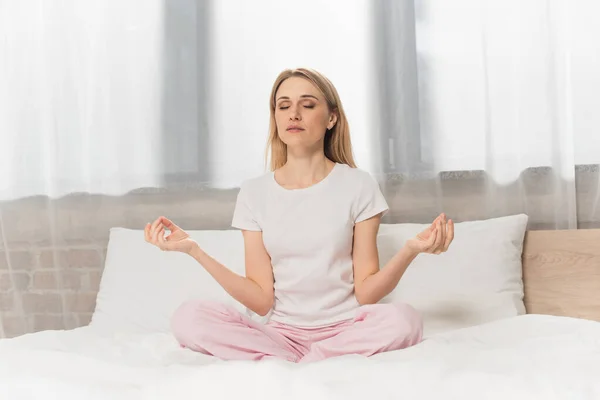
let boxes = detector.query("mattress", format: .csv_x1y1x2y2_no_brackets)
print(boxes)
1,314,599,399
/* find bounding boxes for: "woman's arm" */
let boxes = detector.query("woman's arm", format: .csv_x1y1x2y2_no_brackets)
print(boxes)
189,230,274,316
146,217,274,316
353,213,453,305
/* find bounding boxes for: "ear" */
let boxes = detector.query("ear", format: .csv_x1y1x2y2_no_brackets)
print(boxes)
327,111,338,130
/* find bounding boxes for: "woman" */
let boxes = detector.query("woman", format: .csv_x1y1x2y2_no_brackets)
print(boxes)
144,68,454,363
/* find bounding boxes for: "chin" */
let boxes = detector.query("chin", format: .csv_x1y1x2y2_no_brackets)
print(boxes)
280,133,307,144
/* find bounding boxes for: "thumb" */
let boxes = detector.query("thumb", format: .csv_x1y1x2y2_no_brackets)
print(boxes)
422,218,439,235
427,216,441,231
161,217,179,231
421,227,437,251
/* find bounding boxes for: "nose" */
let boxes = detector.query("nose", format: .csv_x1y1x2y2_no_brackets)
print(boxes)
289,105,301,121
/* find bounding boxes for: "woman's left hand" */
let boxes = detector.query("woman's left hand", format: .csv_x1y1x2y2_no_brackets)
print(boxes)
405,213,454,255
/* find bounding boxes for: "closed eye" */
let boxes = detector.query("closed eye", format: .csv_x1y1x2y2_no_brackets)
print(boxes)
278,105,315,110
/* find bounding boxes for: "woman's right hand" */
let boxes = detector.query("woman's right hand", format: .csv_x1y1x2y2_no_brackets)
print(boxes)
144,216,198,255
405,213,454,255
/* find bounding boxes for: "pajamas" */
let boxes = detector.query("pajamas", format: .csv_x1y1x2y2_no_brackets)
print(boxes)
171,300,423,363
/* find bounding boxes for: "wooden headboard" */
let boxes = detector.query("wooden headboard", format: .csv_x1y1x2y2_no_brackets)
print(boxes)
522,229,600,321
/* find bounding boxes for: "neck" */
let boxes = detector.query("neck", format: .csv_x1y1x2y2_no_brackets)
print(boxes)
279,149,335,189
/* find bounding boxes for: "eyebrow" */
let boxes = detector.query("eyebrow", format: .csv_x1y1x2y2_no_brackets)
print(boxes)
276,94,319,102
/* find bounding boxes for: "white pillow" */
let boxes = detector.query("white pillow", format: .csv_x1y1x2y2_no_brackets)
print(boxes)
377,214,528,337
90,228,248,334
91,214,528,337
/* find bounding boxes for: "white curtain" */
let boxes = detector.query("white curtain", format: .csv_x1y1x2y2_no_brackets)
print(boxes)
1,0,599,217
372,0,600,229
413,0,600,176
0,0,165,199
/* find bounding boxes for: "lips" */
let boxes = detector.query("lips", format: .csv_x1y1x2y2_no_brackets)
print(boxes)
287,126,304,132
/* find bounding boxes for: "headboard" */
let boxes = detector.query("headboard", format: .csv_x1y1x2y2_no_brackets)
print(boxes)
522,229,600,321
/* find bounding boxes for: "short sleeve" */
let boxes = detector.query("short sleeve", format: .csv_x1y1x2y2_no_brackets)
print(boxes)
231,184,262,231
354,173,389,224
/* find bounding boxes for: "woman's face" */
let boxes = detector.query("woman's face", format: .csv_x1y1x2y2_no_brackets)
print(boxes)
274,77,337,150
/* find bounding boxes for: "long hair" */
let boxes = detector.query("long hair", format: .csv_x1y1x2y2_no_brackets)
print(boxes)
266,68,356,171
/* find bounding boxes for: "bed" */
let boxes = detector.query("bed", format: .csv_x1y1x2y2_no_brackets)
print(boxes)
0,215,599,399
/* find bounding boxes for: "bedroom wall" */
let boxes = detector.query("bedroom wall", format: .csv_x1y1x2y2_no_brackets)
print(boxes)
1,167,599,338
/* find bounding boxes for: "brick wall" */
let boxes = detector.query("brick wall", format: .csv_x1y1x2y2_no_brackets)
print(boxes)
0,189,238,338
1,167,598,338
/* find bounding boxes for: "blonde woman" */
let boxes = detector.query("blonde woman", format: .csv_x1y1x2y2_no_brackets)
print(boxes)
145,68,454,363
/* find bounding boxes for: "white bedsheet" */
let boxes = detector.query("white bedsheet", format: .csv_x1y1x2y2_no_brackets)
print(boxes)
1,314,599,399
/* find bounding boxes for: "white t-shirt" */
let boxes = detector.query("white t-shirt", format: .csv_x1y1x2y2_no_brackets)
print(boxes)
231,163,389,327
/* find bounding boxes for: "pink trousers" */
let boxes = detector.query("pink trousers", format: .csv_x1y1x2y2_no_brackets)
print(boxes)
171,300,423,363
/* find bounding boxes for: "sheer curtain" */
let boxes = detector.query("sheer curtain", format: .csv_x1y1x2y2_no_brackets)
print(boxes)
0,0,166,200
2,0,598,223
374,0,600,229
0,0,599,337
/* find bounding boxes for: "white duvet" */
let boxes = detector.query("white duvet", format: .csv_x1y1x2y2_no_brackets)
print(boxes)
1,314,599,400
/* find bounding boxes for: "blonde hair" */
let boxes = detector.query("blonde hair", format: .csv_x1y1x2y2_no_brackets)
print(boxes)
266,68,356,171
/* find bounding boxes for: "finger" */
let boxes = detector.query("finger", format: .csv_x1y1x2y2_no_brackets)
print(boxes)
429,215,442,230
424,228,438,252
437,215,447,253
147,223,156,243
419,218,439,240
157,227,167,250
161,216,179,231
152,223,164,244
157,227,167,249
151,217,161,230
150,218,162,237
443,219,455,251
432,220,444,253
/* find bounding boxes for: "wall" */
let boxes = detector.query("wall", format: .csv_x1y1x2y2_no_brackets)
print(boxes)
0,188,238,338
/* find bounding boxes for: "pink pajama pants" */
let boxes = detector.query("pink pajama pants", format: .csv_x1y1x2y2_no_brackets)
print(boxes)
171,300,423,363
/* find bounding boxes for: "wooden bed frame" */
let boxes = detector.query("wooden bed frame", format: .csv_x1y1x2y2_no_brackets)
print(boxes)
522,229,600,321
